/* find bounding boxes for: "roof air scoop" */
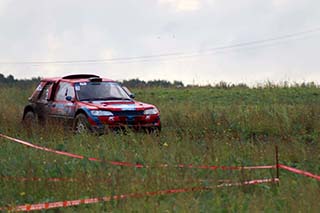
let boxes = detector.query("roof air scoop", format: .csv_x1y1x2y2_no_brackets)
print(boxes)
89,77,102,82
62,74,100,79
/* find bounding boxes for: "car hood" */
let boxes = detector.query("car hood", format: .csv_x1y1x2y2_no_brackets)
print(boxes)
79,100,156,111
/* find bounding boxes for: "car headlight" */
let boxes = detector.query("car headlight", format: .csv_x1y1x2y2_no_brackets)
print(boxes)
144,108,159,115
91,110,113,116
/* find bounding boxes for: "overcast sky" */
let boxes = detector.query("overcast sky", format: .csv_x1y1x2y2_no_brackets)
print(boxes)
0,0,319,85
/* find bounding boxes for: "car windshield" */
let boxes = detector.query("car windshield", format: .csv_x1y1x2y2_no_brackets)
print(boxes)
75,82,131,101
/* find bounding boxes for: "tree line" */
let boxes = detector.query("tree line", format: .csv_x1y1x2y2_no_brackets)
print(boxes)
122,78,184,88
0,74,184,88
1,73,318,89
0,74,41,87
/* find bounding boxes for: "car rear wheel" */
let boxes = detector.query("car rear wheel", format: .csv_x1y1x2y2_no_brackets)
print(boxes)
22,111,38,133
73,113,92,134
23,111,36,126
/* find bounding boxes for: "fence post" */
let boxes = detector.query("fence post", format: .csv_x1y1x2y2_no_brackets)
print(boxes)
275,145,279,184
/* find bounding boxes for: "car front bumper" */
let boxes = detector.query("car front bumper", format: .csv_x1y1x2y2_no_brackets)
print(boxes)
89,114,161,133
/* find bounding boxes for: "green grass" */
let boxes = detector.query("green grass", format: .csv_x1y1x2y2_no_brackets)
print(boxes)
0,84,320,211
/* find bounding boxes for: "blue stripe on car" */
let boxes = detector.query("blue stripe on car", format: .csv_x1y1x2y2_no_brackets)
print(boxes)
80,107,103,126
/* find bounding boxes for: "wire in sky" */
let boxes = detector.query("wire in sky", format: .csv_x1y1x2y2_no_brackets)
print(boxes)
1,26,320,65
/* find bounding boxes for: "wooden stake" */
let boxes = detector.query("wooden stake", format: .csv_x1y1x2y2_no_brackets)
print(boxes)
275,145,279,182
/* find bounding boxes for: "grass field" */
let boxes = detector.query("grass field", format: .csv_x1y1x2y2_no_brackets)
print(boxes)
0,83,320,212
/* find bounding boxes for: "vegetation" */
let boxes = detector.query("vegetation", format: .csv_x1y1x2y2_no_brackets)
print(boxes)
0,74,40,88
0,79,320,211
122,78,184,88
0,74,184,88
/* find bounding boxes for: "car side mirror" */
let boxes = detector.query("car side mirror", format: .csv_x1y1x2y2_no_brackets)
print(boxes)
129,93,135,99
122,86,135,99
66,96,74,102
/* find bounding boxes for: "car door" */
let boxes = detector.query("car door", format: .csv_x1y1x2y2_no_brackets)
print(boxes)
34,81,54,123
49,82,76,121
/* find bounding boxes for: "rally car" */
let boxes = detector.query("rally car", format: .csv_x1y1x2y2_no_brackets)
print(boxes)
22,74,161,134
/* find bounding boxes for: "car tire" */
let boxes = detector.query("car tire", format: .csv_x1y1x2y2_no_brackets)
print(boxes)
73,113,92,134
23,111,37,126
145,127,161,135
22,111,38,133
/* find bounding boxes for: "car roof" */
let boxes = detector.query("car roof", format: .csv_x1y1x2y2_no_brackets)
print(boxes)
41,74,115,83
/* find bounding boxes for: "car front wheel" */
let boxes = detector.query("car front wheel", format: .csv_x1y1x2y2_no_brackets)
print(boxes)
73,113,92,134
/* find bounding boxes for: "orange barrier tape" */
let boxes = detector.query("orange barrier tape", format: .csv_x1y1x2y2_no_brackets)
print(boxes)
279,164,320,181
2,178,278,212
0,176,112,183
3,186,210,212
0,175,274,186
217,178,279,187
0,133,95,160
0,133,275,171
0,176,78,182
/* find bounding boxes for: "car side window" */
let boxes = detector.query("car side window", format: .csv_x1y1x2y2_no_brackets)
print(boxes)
38,82,53,102
55,82,75,101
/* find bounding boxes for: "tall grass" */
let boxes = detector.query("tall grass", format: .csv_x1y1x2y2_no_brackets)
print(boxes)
0,84,319,211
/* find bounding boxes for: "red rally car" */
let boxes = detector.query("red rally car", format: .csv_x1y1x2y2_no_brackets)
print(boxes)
22,74,161,134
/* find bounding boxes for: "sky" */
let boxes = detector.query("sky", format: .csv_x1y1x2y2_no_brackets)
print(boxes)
0,0,319,85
